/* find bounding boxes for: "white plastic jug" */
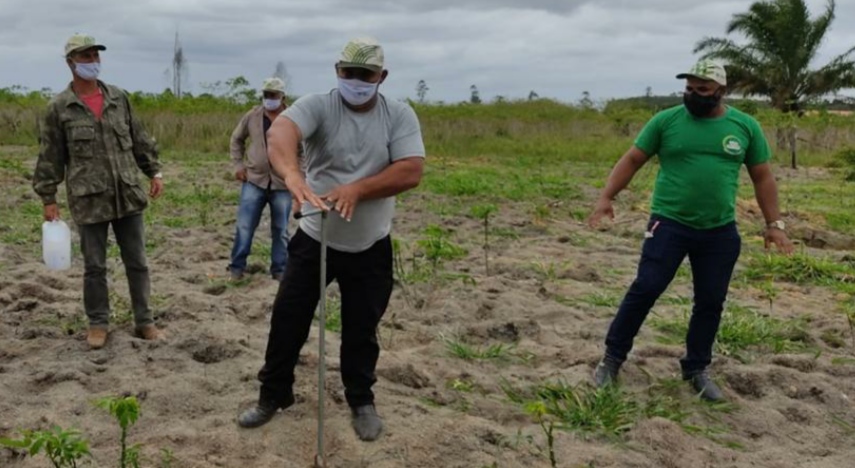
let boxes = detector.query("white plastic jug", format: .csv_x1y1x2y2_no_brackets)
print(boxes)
42,220,72,270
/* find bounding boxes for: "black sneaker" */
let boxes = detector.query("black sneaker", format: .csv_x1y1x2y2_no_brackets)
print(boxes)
351,404,384,441
593,357,622,388
237,393,295,428
686,371,725,402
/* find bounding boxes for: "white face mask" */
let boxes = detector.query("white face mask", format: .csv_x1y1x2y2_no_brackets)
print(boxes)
263,98,282,111
74,62,100,81
337,77,378,106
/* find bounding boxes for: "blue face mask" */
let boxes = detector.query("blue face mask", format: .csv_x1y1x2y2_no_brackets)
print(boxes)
74,62,100,81
337,77,378,106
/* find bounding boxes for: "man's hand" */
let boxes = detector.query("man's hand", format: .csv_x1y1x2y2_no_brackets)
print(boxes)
43,204,59,221
236,168,247,182
587,197,615,229
322,184,363,222
765,228,794,255
149,178,164,199
285,171,327,212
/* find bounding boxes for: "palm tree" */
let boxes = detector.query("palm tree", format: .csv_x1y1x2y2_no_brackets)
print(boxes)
694,0,855,168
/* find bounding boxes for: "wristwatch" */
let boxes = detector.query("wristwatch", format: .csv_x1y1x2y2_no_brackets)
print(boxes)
766,220,785,231
153,172,163,179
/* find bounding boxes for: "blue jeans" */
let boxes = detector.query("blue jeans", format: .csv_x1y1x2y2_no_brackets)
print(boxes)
604,215,741,377
228,182,292,276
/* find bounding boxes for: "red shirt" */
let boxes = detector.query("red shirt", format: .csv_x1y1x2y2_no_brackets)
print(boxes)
79,90,104,120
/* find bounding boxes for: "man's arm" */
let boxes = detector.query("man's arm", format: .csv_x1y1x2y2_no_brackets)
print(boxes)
33,104,68,220
124,94,164,198
747,162,794,254
356,157,423,199
587,146,650,227
125,94,161,178
267,116,326,210
230,112,250,179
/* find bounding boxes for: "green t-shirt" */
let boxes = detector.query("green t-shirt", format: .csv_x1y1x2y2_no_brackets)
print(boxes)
634,105,771,229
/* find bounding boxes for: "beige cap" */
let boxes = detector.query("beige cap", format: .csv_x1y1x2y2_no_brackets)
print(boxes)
65,33,106,57
676,59,727,86
338,36,384,72
261,77,286,94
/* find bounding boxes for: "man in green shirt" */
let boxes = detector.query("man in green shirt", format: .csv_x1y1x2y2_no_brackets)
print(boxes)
588,60,794,401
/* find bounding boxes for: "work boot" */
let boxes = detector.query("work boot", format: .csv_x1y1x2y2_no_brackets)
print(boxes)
272,272,284,282
87,327,108,350
238,393,295,428
228,269,244,282
136,324,164,341
351,405,383,441
686,370,725,402
593,356,622,388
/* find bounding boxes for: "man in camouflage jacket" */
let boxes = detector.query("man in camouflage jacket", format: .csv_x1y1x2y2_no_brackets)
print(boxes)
32,34,165,349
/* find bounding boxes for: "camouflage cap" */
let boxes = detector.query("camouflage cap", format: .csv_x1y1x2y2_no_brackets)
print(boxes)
261,77,286,93
676,59,727,86
65,34,106,57
338,36,384,72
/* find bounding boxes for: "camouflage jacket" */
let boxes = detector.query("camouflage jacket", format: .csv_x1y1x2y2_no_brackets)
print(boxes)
32,81,161,225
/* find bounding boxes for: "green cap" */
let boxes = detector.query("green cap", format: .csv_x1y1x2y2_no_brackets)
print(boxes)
261,77,286,93
338,36,384,72
65,34,106,57
676,59,727,86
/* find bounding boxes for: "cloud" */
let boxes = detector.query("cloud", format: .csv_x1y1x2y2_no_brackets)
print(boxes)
1,0,853,103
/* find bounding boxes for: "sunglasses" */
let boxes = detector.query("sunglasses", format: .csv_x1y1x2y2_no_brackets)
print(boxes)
337,67,380,82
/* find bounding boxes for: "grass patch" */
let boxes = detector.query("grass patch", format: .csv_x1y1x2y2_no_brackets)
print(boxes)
651,303,810,361
503,378,735,441
442,334,515,361
741,251,855,286
580,291,621,308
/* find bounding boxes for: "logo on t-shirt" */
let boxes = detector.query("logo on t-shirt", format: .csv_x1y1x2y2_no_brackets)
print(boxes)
722,135,743,156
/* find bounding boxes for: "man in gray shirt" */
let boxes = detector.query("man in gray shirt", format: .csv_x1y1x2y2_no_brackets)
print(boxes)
238,37,426,442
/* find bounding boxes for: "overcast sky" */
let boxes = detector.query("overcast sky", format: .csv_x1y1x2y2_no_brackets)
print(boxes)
3,0,854,103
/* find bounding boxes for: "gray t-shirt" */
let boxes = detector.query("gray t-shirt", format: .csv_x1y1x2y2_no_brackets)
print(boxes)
283,90,426,252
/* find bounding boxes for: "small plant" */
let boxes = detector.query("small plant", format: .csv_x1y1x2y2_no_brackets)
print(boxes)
417,225,467,271
524,401,557,468
447,377,475,393
837,147,855,181
530,260,568,283
470,203,498,276
95,395,141,468
0,425,91,468
159,448,175,468
840,300,855,349
758,280,780,314
533,204,551,225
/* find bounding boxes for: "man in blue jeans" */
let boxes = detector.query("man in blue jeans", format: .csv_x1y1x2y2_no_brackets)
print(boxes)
228,77,294,281
588,60,794,401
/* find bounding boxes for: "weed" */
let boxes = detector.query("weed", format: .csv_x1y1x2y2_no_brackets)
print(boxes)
580,291,621,308
442,334,514,361
741,251,855,286
651,304,810,361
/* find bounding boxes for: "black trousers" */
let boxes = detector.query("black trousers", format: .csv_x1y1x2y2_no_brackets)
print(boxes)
257,229,393,407
604,215,741,377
